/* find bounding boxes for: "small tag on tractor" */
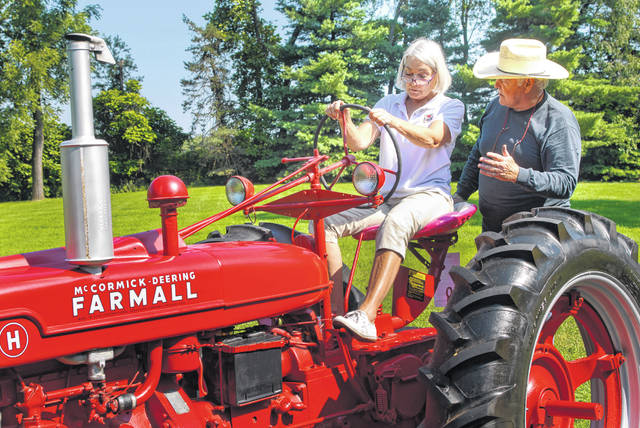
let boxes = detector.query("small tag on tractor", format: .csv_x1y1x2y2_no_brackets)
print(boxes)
392,266,434,326
434,252,460,307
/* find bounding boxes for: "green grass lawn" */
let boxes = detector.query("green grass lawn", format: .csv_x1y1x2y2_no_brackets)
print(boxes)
1,181,638,294
2,181,637,256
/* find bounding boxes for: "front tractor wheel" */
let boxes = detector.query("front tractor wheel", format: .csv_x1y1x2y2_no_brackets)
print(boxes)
421,207,640,427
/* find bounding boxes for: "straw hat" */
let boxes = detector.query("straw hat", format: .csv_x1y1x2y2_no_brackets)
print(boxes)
473,38,568,80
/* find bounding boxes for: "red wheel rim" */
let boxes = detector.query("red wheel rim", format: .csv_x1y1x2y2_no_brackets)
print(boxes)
527,291,624,426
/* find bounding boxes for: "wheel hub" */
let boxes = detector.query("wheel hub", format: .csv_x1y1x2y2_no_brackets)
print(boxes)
528,344,575,427
527,293,624,427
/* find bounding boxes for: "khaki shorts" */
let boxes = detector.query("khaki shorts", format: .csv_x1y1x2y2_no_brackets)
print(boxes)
320,189,453,259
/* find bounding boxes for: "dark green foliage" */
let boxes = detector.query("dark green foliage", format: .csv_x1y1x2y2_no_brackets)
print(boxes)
0,118,68,201
558,79,640,180
93,80,154,188
179,10,250,184
268,0,389,177
144,106,190,180
450,122,479,180
0,0,94,200
558,4,640,181
93,80,188,190
485,0,580,50
179,0,392,181
92,34,142,92
181,16,234,134
89,36,188,191
179,0,639,184
402,0,458,50
565,0,640,84
207,0,283,181
178,128,240,185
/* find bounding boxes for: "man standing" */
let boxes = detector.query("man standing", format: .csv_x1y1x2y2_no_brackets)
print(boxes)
454,38,581,232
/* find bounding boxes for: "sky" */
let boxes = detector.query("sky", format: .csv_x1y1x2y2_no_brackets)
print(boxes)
71,0,284,131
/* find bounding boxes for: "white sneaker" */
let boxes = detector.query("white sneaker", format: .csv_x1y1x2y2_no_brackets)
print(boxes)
333,310,377,342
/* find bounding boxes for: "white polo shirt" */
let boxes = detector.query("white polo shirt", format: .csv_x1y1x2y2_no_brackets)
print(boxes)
374,92,464,198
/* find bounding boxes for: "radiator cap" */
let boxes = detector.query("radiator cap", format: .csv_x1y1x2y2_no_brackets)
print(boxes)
147,175,189,208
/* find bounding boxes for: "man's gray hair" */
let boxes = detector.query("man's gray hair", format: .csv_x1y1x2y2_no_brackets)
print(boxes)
516,78,549,90
395,38,452,94
534,79,549,90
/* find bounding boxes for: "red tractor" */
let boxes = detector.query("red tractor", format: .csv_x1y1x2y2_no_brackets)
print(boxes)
0,34,638,428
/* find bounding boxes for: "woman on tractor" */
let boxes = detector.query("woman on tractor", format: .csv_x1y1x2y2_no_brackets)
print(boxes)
324,38,464,341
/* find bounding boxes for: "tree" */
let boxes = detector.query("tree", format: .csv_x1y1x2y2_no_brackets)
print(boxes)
267,0,388,177
181,16,234,135
566,0,640,84
401,0,458,50
0,113,69,201
451,0,492,66
555,78,640,180
378,0,408,94
93,80,156,188
180,15,244,182
144,106,189,181
200,0,283,179
184,0,388,181
93,35,142,92
374,0,460,94
563,0,640,180
376,0,489,177
207,0,281,107
179,130,239,184
448,66,488,178
0,0,95,200
485,0,579,50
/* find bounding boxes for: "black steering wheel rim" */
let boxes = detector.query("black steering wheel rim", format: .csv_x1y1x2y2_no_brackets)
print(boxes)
312,103,402,205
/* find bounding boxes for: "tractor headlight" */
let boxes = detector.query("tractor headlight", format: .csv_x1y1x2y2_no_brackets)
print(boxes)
225,176,254,206
352,162,385,196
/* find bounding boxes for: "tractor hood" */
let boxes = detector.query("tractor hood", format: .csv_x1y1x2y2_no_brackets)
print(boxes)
0,229,329,367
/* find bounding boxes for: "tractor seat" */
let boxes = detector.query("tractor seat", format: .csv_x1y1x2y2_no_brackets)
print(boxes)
352,202,477,242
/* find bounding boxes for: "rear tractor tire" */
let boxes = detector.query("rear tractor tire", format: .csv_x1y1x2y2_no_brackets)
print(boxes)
421,207,640,427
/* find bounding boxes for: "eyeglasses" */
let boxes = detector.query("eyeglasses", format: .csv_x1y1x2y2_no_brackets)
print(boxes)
401,72,435,85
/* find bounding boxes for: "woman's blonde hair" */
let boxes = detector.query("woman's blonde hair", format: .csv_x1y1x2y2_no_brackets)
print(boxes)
395,38,452,94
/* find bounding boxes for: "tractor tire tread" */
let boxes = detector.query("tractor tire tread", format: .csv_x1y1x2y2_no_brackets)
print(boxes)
422,207,640,427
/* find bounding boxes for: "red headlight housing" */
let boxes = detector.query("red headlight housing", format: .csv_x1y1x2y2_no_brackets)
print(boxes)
225,176,255,206
352,162,385,196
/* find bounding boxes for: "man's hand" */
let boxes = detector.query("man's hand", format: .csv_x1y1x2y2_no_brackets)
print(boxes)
478,145,519,183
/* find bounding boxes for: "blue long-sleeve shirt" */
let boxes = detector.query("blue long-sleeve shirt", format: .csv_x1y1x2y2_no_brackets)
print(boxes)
456,92,581,232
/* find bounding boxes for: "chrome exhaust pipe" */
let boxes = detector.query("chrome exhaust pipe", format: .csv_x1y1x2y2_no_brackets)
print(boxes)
60,34,115,272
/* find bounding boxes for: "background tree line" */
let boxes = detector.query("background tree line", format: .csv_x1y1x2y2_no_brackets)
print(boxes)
1,0,638,202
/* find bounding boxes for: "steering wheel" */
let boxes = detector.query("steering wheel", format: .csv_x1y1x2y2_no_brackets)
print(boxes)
312,103,402,204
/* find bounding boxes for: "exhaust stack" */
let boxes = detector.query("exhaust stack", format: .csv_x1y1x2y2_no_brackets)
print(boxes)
61,33,115,272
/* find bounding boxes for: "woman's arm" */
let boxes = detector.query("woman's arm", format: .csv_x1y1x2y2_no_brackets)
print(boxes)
368,99,464,149
369,108,450,148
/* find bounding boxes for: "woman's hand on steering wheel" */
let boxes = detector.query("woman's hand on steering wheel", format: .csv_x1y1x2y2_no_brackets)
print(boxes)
326,100,350,122
314,102,402,204
368,108,396,128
